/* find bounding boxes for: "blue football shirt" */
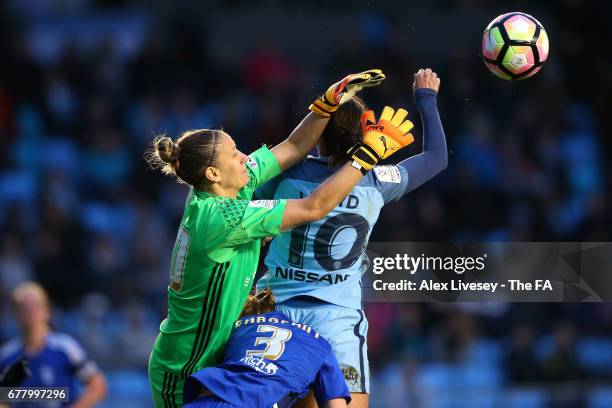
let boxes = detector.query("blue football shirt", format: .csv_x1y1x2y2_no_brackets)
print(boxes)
256,157,409,308
0,332,99,408
183,311,350,408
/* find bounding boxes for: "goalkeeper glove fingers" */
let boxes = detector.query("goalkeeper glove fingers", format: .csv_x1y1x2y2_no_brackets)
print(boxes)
348,106,415,174
0,358,30,387
309,69,385,117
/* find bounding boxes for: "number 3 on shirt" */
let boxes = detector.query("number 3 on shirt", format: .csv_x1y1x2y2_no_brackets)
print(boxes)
246,325,292,360
169,225,190,291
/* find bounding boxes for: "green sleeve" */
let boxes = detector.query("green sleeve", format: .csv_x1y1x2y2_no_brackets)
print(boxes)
224,199,287,246
204,197,287,253
239,199,287,239
244,146,282,190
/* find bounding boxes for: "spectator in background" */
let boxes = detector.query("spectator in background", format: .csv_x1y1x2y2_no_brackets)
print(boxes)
0,233,32,292
0,282,107,407
541,322,586,408
505,324,542,383
386,304,428,361
542,321,584,382
432,310,480,363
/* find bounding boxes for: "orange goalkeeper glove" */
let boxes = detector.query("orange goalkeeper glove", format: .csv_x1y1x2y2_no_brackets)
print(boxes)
309,69,385,117
348,106,415,174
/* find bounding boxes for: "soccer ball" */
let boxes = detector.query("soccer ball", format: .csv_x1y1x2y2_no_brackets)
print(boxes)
481,12,549,80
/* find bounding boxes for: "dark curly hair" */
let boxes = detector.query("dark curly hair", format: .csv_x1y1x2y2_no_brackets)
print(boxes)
320,96,367,165
240,288,276,318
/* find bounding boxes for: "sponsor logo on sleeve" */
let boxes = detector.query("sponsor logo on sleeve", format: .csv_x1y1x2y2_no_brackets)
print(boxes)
249,200,278,209
246,156,258,168
373,166,401,183
341,365,360,386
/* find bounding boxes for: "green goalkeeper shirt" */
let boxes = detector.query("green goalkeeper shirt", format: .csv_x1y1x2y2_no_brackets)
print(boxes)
151,146,287,378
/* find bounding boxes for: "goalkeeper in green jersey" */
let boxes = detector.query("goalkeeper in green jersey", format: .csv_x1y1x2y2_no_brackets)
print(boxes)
145,69,413,407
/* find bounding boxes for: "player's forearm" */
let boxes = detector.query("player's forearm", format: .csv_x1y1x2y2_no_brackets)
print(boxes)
396,89,448,193
310,162,363,215
416,88,447,156
281,163,363,230
70,374,107,408
272,112,330,171
322,399,348,408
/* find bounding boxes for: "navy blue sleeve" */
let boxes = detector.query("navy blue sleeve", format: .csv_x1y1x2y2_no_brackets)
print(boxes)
312,350,351,406
396,88,448,196
253,173,283,200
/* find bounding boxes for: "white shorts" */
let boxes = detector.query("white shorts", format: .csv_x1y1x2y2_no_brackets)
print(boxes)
276,298,370,394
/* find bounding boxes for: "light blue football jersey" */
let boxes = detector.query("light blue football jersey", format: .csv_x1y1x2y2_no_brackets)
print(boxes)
255,157,409,309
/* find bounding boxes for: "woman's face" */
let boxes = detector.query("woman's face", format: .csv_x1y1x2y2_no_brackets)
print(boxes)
211,132,249,192
13,288,50,331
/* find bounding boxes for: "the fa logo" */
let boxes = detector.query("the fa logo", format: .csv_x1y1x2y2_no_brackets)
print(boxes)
535,280,553,290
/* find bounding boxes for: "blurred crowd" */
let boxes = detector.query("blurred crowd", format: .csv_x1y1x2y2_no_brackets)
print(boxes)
0,0,611,406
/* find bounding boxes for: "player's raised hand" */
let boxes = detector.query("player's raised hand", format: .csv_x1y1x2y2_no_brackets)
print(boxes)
347,106,415,173
338,68,385,104
309,69,385,117
413,68,441,92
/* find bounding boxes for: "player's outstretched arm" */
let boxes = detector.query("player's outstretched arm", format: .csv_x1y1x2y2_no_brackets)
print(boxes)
396,68,448,194
281,105,413,230
271,70,385,172
281,162,363,229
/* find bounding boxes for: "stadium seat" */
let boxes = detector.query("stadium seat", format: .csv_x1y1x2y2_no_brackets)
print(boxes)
535,335,555,360
81,202,135,239
578,338,612,375
589,387,612,408
416,363,454,391
98,370,153,408
468,340,505,364
0,170,37,225
415,363,501,408
506,388,548,408
0,171,37,206
458,363,503,389
42,138,81,174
